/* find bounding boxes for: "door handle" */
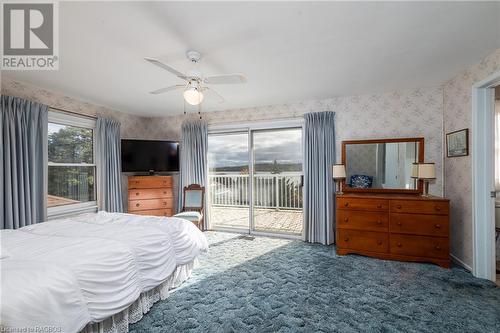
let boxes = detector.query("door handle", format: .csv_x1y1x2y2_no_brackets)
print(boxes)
491,191,497,198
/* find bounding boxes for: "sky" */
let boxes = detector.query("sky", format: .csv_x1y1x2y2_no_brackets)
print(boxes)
207,128,302,169
48,123,67,135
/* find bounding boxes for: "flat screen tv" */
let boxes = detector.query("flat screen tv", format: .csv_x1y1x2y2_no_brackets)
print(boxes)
121,139,179,172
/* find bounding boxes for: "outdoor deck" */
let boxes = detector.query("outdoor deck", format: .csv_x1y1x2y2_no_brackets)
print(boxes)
210,206,303,234
47,195,80,207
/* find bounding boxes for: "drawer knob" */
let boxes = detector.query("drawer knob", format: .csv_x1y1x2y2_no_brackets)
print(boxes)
377,240,383,245
435,206,441,211
135,181,139,184
397,221,402,226
344,237,349,242
435,245,441,251
344,218,349,222
136,192,139,196
396,205,402,209
377,204,382,209
397,242,402,247
376,220,382,225
136,203,140,207
435,224,441,229
344,202,349,207
163,202,167,206
163,191,167,194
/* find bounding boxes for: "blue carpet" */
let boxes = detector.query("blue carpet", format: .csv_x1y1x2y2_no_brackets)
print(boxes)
130,232,500,332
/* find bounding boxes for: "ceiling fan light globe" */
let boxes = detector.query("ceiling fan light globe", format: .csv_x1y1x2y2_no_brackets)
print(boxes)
183,88,204,105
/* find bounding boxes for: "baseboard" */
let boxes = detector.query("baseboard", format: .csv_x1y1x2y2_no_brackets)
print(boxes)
450,253,472,272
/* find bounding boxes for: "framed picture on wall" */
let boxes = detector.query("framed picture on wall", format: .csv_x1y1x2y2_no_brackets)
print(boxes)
446,128,469,157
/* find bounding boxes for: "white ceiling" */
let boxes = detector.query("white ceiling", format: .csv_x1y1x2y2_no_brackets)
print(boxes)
4,1,500,117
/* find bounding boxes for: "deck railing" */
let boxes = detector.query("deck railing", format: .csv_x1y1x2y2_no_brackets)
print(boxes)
208,172,303,210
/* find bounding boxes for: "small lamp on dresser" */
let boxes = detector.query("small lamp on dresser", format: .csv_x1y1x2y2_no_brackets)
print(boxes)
332,164,346,195
417,163,436,197
411,162,419,188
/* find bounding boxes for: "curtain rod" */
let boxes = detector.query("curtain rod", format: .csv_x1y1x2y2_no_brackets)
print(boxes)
206,115,304,126
49,106,98,120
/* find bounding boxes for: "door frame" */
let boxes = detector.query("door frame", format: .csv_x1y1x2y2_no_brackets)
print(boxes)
208,118,305,239
471,70,500,281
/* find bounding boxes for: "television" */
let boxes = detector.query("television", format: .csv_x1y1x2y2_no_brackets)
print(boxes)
121,139,179,173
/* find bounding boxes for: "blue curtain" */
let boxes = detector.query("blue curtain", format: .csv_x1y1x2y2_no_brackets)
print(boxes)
178,120,207,227
303,111,336,245
1,95,48,229
96,117,123,212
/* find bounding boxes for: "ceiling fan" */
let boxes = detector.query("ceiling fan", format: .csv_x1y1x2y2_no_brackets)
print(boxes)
145,50,246,106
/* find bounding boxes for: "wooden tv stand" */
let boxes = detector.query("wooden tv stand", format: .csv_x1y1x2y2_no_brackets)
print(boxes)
128,176,174,217
336,193,450,268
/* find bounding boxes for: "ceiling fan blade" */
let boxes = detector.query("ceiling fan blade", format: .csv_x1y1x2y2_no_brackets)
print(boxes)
149,84,185,95
144,57,188,80
203,87,226,103
204,73,246,84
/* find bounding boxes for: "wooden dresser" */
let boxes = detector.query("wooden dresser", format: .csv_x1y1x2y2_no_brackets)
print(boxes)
128,176,174,217
336,193,450,268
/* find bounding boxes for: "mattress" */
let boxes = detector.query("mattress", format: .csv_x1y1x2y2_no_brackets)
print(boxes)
0,212,208,332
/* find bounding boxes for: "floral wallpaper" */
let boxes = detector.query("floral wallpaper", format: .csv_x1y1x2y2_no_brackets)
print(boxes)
443,48,500,267
0,76,150,140
345,144,378,182
145,86,445,196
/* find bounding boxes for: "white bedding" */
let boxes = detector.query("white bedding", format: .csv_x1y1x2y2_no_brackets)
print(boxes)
0,212,208,333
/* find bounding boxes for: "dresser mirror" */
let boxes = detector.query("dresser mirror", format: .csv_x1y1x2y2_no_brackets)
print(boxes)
341,138,424,194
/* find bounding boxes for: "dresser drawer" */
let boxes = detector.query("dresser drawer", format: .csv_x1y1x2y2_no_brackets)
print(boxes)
337,210,388,232
390,213,448,237
390,200,448,215
337,197,389,212
131,208,173,217
129,176,173,189
337,230,388,253
128,198,174,212
128,188,173,200
390,234,449,259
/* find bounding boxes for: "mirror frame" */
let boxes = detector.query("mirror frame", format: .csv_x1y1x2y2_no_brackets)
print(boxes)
341,137,425,194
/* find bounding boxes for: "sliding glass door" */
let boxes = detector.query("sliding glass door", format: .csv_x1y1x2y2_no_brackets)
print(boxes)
252,128,303,235
208,132,250,232
207,126,303,236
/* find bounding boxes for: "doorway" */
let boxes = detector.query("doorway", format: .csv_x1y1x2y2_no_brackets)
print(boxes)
494,86,500,285
472,71,500,282
207,122,304,237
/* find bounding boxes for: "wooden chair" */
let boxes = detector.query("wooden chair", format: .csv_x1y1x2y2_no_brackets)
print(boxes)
174,184,205,230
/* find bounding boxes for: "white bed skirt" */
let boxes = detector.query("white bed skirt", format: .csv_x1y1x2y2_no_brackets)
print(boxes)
80,260,197,333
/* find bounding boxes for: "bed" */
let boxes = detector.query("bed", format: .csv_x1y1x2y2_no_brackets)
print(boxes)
0,211,208,333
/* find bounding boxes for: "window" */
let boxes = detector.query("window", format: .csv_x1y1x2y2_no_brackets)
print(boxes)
47,111,97,216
